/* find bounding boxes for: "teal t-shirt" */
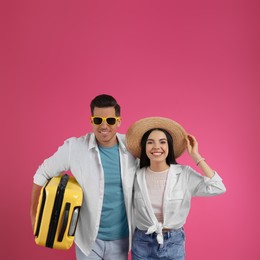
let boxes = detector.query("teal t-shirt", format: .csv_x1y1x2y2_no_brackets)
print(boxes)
97,144,129,240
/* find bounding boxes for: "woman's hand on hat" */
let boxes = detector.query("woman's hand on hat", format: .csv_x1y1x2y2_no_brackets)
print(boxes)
186,134,201,162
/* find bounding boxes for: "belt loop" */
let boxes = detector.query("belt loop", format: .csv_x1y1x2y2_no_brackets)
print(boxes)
163,231,170,239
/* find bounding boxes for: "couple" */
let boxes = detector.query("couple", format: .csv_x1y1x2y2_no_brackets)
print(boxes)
30,94,226,260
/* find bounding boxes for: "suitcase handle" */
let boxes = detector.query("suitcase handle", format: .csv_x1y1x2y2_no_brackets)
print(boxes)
68,207,81,236
58,202,71,242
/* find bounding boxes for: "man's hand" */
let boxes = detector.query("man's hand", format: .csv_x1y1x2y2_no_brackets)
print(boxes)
30,184,42,232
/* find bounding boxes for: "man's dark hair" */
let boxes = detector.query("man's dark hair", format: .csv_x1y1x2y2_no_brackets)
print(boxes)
139,128,178,168
90,94,120,116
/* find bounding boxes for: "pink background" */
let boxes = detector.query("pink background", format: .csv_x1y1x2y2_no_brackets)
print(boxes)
1,0,259,259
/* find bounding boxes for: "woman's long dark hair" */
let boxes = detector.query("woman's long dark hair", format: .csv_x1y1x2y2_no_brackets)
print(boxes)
140,128,178,169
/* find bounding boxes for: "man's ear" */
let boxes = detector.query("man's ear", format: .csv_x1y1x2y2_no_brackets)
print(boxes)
117,117,122,127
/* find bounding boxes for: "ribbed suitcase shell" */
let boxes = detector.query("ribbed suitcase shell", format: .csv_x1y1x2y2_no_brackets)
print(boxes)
34,174,83,249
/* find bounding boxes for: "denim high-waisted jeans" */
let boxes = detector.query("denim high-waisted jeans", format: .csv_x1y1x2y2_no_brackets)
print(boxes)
131,228,185,260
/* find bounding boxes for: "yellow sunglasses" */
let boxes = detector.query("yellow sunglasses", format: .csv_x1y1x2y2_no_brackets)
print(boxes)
91,116,120,125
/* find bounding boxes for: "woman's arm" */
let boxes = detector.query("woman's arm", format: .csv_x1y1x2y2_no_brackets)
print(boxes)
186,134,214,178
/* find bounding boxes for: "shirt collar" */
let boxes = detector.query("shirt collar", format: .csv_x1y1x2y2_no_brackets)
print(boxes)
88,133,127,153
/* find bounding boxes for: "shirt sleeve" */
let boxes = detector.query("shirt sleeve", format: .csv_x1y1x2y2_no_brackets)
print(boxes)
185,166,226,197
33,138,72,186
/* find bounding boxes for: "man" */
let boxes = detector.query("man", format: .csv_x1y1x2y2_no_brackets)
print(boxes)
30,94,137,260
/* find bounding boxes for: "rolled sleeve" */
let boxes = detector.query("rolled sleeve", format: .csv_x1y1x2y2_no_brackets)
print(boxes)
33,167,50,186
204,171,222,183
187,166,226,196
202,171,226,194
33,138,72,186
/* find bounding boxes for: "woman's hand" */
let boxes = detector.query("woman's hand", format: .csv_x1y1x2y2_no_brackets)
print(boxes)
186,134,201,161
186,134,215,178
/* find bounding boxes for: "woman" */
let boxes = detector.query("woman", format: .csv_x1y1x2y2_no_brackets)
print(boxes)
126,117,226,260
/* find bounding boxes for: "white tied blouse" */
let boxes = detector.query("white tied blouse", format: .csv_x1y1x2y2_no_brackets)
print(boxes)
133,164,226,244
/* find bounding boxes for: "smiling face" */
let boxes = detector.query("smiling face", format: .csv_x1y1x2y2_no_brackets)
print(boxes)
145,129,169,168
91,106,121,147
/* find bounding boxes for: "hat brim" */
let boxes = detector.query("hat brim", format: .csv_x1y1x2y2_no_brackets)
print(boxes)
126,117,187,159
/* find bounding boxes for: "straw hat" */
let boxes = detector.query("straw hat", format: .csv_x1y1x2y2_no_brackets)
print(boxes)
126,117,187,158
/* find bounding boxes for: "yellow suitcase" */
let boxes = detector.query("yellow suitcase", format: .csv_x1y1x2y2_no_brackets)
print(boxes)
34,174,83,249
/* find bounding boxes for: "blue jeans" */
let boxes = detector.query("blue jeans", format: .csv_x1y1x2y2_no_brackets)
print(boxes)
75,237,129,260
132,228,185,260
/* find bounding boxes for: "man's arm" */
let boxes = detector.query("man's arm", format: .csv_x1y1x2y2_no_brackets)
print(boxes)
30,183,43,232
